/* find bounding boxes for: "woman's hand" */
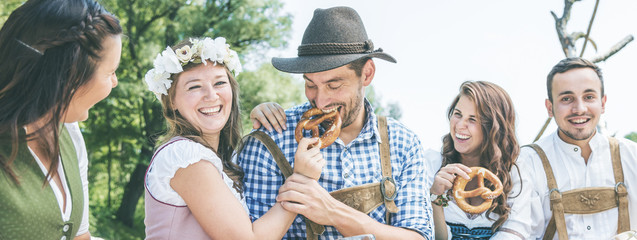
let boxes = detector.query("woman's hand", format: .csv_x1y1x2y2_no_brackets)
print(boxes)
293,137,325,180
430,163,472,195
250,102,286,133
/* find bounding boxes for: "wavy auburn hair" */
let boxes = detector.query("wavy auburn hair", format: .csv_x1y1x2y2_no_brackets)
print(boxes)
155,38,244,193
441,81,520,231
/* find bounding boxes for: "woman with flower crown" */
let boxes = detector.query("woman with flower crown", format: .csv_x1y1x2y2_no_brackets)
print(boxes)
143,36,325,239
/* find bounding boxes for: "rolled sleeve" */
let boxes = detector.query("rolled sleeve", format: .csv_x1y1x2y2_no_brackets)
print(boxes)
389,133,433,239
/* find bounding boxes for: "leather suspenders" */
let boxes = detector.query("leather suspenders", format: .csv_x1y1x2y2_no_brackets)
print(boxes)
525,137,630,240
238,116,398,239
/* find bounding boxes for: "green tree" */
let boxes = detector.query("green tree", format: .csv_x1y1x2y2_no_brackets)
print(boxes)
626,132,637,143
238,63,304,132
366,85,402,120
0,0,23,23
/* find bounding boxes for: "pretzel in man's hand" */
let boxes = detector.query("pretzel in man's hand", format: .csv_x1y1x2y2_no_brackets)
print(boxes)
452,167,503,214
295,107,342,149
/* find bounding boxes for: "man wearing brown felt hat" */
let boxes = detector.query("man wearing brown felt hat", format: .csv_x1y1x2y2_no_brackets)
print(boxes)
238,6,433,240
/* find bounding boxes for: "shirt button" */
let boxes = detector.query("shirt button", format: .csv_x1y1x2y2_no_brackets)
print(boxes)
63,224,69,232
344,173,350,178
61,236,67,240
587,225,591,230
574,147,579,152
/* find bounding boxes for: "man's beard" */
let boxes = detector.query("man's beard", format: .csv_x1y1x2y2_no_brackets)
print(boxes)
559,127,596,141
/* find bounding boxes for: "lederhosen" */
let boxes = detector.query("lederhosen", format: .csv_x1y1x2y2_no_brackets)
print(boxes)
525,137,630,240
238,116,399,240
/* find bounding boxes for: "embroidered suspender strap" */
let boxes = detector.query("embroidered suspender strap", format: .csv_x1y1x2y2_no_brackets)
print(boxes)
609,137,630,233
378,116,399,225
525,144,568,240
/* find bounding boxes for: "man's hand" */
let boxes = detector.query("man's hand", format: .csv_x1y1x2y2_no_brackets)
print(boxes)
276,173,341,226
250,102,287,133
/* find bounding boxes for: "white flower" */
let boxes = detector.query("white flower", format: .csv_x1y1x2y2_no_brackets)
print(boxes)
213,37,228,62
144,68,172,99
199,37,216,65
175,45,193,64
154,47,182,74
224,49,242,76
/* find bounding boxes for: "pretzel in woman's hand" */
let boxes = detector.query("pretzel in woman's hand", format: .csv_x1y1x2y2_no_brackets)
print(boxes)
452,167,503,214
295,107,341,149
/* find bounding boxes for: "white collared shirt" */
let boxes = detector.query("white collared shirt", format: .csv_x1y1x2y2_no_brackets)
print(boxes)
520,131,637,239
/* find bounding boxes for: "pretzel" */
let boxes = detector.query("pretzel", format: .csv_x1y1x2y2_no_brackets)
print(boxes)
452,167,503,214
295,107,342,149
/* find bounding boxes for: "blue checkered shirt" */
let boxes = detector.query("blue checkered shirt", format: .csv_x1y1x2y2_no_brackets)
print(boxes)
237,100,433,239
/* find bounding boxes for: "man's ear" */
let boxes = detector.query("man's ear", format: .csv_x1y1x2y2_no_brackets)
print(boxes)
362,59,375,87
545,99,554,117
601,94,607,114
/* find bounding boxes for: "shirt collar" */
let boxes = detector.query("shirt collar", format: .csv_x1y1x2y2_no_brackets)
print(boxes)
359,98,382,144
551,129,606,154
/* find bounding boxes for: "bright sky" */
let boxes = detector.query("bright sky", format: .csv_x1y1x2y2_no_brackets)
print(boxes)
272,0,637,151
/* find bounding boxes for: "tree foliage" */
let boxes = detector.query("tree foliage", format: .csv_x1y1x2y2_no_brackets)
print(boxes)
626,132,637,143
366,85,402,120
238,63,304,132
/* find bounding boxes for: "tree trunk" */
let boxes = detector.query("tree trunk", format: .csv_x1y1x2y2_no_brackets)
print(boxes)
115,162,148,227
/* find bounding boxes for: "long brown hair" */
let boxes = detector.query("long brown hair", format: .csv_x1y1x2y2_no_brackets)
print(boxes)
0,0,122,183
156,38,244,192
441,81,520,231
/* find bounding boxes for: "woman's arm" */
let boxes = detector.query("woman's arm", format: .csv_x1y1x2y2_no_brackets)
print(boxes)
171,160,297,240
432,205,448,240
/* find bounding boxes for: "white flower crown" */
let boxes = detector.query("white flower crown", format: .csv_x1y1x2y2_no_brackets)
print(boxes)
144,37,242,99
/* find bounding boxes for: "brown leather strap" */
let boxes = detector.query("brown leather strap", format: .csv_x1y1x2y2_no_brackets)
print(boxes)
609,137,630,233
525,144,568,240
544,216,557,240
378,116,399,225
240,131,293,178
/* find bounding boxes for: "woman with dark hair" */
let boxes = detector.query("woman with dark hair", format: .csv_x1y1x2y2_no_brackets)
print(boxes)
0,0,122,239
427,81,531,239
143,37,324,239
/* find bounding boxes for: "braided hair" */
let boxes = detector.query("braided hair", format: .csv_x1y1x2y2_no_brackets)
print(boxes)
0,0,122,183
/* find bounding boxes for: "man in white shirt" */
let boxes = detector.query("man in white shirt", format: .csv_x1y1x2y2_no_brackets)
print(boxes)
519,57,637,239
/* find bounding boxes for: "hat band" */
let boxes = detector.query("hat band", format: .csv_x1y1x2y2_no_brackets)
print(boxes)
297,39,374,56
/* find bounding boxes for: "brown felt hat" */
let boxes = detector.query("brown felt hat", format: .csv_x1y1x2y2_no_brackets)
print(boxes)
271,6,396,73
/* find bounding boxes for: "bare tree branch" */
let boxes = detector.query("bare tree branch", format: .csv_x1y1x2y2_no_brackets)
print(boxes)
580,0,600,57
591,35,634,63
552,0,582,57
572,32,598,52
